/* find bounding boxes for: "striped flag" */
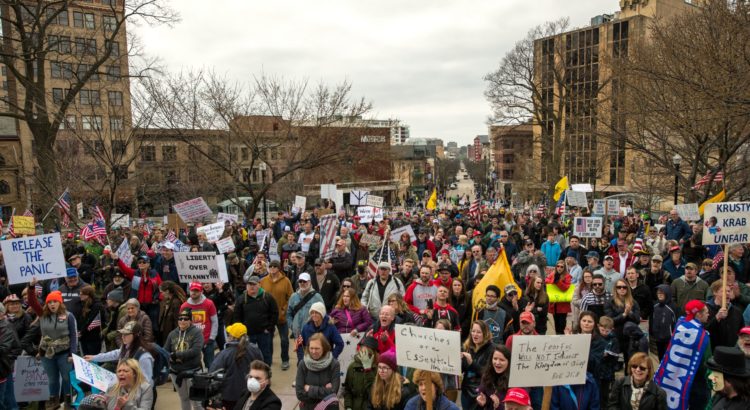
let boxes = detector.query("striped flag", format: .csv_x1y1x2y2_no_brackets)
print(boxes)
692,170,724,190
535,202,547,215
712,250,724,271
165,230,177,243
140,241,149,254
0,217,3,234
555,191,567,216
632,223,645,253
87,312,101,331
366,255,378,279
469,198,480,219
57,189,72,228
7,208,15,238
318,214,338,260
22,209,33,217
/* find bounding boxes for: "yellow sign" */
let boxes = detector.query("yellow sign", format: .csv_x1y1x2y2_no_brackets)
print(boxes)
12,216,35,235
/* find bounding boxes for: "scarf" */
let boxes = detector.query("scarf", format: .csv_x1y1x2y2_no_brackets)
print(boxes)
303,352,333,372
630,378,647,410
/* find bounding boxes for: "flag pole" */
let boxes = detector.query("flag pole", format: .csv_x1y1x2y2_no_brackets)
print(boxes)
41,188,69,223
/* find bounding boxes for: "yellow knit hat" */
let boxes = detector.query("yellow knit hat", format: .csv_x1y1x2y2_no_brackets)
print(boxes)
226,322,247,339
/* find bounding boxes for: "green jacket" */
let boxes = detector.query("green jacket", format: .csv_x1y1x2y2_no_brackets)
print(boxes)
343,357,376,410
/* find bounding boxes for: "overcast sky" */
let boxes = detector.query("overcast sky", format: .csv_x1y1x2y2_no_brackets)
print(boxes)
134,0,613,146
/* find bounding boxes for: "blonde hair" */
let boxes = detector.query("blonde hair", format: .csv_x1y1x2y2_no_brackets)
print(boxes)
598,316,614,329
463,320,491,352
370,368,403,408
386,293,410,314
628,352,655,380
108,359,146,402
612,279,634,309
335,288,362,310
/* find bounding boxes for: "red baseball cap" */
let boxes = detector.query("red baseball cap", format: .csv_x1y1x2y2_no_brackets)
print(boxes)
503,388,531,406
440,249,450,255
520,311,535,323
739,326,750,336
189,282,203,292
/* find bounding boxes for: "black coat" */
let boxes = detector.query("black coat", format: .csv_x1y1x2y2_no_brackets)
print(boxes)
607,377,667,410
233,290,278,334
706,302,744,351
233,387,282,410
0,319,21,379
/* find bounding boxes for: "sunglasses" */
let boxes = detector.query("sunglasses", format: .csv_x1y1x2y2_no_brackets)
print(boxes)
592,283,604,287
616,286,628,290
178,317,191,321
298,280,309,284
630,364,648,372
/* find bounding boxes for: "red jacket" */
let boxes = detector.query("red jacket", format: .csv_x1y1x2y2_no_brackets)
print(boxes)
117,259,162,305
546,272,572,314
370,322,396,354
608,251,636,275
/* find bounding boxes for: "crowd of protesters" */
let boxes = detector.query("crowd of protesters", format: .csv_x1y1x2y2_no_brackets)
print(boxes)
0,200,748,410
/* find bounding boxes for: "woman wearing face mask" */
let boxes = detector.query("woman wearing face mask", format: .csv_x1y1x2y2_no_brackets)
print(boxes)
607,352,666,410
295,333,340,408
343,336,379,410
208,323,263,410
105,359,153,410
230,360,281,410
477,345,513,410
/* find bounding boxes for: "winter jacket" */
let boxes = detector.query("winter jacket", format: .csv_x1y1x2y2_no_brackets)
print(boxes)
311,272,341,312
670,276,708,313
607,377,667,410
630,283,653,320
550,372,600,410
80,301,107,344
404,394,459,410
116,259,162,305
330,251,354,281
0,318,21,379
209,340,263,403
7,311,32,343
287,290,324,337
297,315,344,361
663,258,687,281
233,288,279,334
461,341,495,404
158,295,184,346
546,272,572,314
404,281,438,314
259,273,293,325
369,320,396,354
106,381,153,410
343,356,376,410
706,300,744,351
709,393,750,410
330,306,372,334
604,300,640,339
295,356,341,408
232,387,282,410
512,251,548,284
649,285,677,342
116,311,154,346
665,218,691,242
361,276,405,318
541,240,562,267
164,324,203,374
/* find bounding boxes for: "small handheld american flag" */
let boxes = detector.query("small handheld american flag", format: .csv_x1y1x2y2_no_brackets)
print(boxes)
87,312,101,331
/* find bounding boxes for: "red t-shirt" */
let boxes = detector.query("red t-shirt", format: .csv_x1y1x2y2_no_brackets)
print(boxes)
180,298,217,342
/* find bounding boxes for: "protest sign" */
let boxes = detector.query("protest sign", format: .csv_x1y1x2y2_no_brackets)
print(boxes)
373,207,384,222
675,203,700,221
269,238,280,262
174,252,229,283
565,190,588,208
76,202,84,219
292,196,307,214
357,206,374,223
349,190,369,206
592,199,606,216
320,184,337,200
607,199,620,215
12,216,35,235
366,194,384,208
395,324,461,376
509,334,591,387
216,237,235,254
196,221,225,243
359,233,381,246
173,197,212,222
1,234,67,285
255,229,269,250
338,333,364,381
110,213,130,229
14,356,50,402
72,354,117,392
573,217,603,238
335,189,344,211
389,225,416,243
116,238,133,267
216,212,238,224
702,202,750,245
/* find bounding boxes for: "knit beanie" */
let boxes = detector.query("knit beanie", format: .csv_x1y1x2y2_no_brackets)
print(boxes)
45,291,63,304
309,301,326,317
378,350,397,372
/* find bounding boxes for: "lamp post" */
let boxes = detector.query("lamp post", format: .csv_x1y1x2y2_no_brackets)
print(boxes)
672,153,682,205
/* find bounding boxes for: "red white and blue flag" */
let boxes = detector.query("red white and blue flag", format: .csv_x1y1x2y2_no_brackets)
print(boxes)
555,191,567,216
318,214,339,260
7,208,15,238
692,170,724,190
87,313,102,331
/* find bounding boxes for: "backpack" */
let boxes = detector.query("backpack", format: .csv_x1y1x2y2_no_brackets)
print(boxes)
136,344,170,386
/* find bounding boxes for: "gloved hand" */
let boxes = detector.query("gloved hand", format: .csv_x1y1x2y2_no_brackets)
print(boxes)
358,349,373,369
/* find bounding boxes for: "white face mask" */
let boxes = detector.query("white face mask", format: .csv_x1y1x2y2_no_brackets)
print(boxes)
246,378,261,393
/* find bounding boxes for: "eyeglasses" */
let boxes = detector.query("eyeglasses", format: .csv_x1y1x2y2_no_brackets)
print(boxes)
615,285,628,290
178,317,191,322
592,283,604,287
377,366,392,372
630,364,648,372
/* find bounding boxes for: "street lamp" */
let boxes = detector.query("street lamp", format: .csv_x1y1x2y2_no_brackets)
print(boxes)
672,153,682,205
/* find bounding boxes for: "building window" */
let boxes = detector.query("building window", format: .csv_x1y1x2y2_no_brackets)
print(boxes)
50,62,72,79
107,65,121,81
102,15,116,31
82,115,103,130
112,140,126,156
162,145,177,161
52,88,64,104
0,181,10,195
502,169,514,180
80,89,101,106
105,40,120,57
241,147,249,161
47,9,69,26
109,116,123,131
77,64,98,80
141,146,155,162
108,91,123,106
102,0,117,6
73,11,84,28
75,38,97,55
65,115,77,130
84,13,96,29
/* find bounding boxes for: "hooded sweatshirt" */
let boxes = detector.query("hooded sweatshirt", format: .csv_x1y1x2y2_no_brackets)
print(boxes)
180,294,218,342
649,284,677,342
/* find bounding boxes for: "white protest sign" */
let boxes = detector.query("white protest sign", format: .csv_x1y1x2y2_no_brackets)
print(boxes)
255,230,269,249
373,207,384,222
565,190,588,208
116,238,133,267
163,215,169,225
338,333,364,381
110,213,130,229
509,334,591,387
320,184,337,200
1,234,67,285
357,206,374,223
395,324,461,376
174,252,229,283
14,356,50,402
173,197,213,222
269,238,280,262
216,212,238,224
573,217,603,238
359,233,381,246
390,225,417,243
335,189,344,211
592,200,606,216
197,221,225,244
675,203,700,222
216,237,235,254
76,202,84,220
366,194,384,208
72,354,117,391
349,190,369,206
702,202,750,245
607,199,620,215
293,196,307,214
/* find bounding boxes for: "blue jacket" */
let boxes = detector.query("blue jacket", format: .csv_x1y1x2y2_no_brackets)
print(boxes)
541,240,562,267
297,315,344,361
663,258,686,281
666,218,691,242
404,394,459,410
551,372,600,410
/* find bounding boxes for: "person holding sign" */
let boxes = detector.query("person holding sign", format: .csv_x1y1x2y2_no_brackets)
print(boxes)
460,320,495,410
405,369,459,410
105,358,154,410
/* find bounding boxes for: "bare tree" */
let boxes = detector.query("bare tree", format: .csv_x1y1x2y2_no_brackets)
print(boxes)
0,0,177,206
613,0,750,202
139,70,375,219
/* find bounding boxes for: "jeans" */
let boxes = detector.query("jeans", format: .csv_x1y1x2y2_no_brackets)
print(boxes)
41,352,72,398
202,339,217,369
274,322,290,363
0,374,18,410
248,331,273,366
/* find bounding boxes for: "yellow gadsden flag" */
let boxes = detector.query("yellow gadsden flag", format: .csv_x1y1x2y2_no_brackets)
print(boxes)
472,246,521,315
553,176,569,201
698,189,726,216
426,188,438,211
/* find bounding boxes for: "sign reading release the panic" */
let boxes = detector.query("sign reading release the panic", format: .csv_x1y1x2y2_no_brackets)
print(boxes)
1,234,66,285
174,252,229,283
702,202,750,245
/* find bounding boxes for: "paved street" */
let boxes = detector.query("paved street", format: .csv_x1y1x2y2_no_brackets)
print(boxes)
447,163,476,202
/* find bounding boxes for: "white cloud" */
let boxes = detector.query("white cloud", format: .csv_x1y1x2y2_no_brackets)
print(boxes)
134,0,613,145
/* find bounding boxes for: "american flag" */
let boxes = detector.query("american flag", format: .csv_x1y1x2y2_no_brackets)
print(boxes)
87,312,101,331
165,230,177,243
58,189,72,227
632,223,645,253
555,191,567,216
535,202,547,215
692,170,724,190
366,255,378,279
6,208,15,238
140,240,149,253
22,209,33,217
712,250,724,271
91,205,105,223
318,214,338,260
469,198,480,220
0,217,3,234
